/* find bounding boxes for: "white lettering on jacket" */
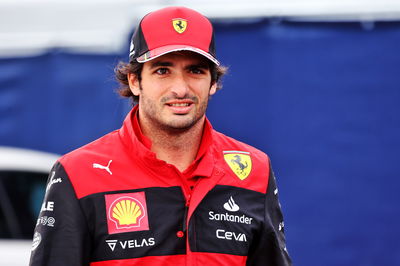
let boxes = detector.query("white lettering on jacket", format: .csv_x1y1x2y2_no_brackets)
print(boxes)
40,201,54,212
209,211,253,224
216,229,247,242
106,238,155,251
46,171,62,193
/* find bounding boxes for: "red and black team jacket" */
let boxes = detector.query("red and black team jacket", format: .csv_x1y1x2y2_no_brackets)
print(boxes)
30,106,292,266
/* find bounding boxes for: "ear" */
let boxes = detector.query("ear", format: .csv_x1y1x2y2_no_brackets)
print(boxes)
128,73,141,96
209,82,217,96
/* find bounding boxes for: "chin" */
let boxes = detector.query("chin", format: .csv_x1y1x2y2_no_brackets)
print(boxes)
164,117,200,131
167,121,195,130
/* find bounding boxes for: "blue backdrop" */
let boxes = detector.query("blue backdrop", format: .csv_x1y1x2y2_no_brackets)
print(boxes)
1,20,400,265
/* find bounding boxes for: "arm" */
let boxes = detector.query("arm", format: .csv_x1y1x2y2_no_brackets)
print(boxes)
29,162,92,266
247,162,292,266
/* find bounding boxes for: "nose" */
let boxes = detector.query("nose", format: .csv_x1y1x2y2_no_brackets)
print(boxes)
170,73,189,98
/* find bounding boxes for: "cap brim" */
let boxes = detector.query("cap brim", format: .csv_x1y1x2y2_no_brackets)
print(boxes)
137,45,220,65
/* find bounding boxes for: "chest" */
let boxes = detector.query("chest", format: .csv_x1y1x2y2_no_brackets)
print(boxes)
79,183,265,262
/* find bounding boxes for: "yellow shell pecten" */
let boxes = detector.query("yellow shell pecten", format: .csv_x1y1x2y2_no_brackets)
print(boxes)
112,199,142,226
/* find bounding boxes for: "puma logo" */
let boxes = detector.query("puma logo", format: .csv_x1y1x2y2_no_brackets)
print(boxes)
93,160,113,175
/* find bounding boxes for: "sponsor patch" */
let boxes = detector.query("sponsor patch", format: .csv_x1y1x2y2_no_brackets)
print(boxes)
223,151,252,180
209,211,253,225
36,216,56,227
106,240,118,251
216,229,247,242
208,196,253,224
45,171,62,193
172,18,187,33
106,238,155,251
129,41,135,57
223,196,240,212
31,232,41,251
105,192,149,234
93,159,113,175
40,201,54,212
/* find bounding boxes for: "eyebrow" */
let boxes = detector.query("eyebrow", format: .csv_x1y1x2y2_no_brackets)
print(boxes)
187,63,210,70
150,61,173,69
149,61,210,70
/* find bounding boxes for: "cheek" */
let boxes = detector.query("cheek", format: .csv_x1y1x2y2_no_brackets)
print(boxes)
137,81,161,101
192,79,213,94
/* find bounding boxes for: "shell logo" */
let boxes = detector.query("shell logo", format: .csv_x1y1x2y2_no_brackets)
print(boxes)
110,197,145,228
105,192,149,234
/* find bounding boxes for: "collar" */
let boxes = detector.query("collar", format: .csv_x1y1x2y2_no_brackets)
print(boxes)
119,105,215,178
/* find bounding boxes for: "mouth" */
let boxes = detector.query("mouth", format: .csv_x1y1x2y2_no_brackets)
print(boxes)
167,102,191,107
165,101,194,114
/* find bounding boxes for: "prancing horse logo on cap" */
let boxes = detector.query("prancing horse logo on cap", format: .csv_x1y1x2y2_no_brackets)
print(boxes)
172,19,187,33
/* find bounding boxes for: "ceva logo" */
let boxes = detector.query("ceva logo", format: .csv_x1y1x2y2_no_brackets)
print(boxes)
105,192,149,234
216,229,247,242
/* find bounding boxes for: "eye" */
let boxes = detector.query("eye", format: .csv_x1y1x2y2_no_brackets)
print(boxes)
189,66,206,74
155,68,169,75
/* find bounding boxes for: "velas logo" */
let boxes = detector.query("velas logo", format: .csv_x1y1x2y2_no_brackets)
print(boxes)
172,18,187,33
105,192,149,234
223,151,252,180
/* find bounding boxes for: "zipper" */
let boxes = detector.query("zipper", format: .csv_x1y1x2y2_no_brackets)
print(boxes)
182,193,191,232
175,167,192,233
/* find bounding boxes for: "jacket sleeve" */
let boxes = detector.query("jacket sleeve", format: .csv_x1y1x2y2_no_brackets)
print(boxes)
29,161,92,266
246,162,292,266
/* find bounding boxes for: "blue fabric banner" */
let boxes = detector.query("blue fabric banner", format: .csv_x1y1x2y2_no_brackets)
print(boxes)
1,20,399,265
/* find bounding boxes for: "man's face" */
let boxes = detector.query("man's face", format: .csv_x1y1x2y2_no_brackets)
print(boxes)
128,52,217,132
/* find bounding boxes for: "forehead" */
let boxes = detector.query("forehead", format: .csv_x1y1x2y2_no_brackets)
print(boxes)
145,51,211,67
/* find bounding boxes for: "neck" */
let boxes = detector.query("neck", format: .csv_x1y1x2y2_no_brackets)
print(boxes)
139,117,205,172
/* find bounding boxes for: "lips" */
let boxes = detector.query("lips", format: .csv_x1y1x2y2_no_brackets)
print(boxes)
169,103,190,107
165,100,194,114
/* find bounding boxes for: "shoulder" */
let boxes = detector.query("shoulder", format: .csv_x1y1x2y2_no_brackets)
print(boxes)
212,130,269,163
211,130,271,194
60,129,120,167
57,129,123,198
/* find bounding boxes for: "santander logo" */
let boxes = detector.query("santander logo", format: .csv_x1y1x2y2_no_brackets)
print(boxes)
223,196,240,212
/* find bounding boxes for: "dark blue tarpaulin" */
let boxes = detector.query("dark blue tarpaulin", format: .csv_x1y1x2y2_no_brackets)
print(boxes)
1,20,399,265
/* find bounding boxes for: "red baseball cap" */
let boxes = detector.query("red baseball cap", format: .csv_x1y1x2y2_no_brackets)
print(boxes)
129,6,220,65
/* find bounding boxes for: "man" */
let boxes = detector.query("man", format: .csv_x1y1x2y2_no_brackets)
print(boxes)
30,6,292,266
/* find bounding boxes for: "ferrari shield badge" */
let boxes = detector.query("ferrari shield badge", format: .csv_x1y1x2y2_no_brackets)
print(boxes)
172,19,187,33
223,151,252,180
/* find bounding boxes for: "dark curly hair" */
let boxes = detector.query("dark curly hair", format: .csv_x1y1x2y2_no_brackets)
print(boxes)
115,58,227,104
